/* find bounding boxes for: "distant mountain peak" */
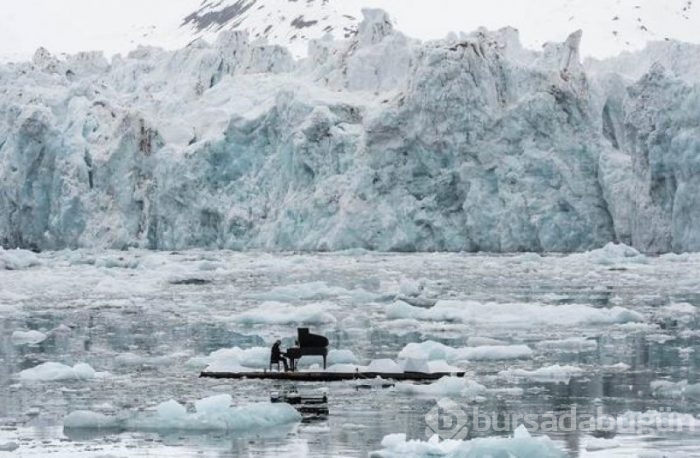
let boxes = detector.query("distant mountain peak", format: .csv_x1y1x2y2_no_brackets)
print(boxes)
180,0,360,56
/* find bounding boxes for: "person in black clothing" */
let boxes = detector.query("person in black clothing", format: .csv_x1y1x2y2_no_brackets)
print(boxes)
270,340,289,372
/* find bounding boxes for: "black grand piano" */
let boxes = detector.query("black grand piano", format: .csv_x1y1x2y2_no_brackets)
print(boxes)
286,328,329,371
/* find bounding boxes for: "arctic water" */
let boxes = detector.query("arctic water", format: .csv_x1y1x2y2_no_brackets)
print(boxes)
1,246,700,456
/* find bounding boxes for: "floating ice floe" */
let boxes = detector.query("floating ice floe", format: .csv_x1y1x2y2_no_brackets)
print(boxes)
19,362,109,382
11,330,48,345
324,358,461,375
247,281,378,303
565,242,647,266
398,277,426,297
387,300,643,327
395,376,488,400
188,347,269,371
499,364,584,384
232,302,337,325
64,395,301,432
0,248,41,270
370,425,565,458
398,341,533,362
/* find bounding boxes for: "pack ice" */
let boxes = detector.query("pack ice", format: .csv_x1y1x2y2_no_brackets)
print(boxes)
1,9,699,253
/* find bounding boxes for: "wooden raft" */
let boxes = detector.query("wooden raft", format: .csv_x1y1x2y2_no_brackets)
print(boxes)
200,370,465,382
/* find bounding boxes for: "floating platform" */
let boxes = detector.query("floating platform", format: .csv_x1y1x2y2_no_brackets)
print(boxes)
200,370,465,382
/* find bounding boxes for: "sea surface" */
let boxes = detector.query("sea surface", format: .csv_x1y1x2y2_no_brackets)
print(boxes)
1,248,700,456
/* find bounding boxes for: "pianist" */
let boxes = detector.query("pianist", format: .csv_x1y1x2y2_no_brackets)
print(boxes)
270,340,290,372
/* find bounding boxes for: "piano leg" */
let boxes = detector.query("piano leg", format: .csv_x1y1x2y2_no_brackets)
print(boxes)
323,355,326,369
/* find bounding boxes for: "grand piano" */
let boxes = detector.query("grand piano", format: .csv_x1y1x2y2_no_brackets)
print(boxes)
286,328,329,371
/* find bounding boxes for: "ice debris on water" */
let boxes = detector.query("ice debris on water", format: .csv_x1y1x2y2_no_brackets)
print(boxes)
18,362,108,382
370,424,566,457
63,395,301,432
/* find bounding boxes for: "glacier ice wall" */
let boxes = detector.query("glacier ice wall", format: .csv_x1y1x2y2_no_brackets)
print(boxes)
1,10,699,253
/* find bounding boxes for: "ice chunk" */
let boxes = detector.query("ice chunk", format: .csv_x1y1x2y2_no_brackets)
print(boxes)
399,341,533,362
18,362,104,382
193,394,232,416
388,300,643,327
327,349,358,365
366,359,403,373
232,302,337,325
11,330,48,345
395,376,487,399
567,242,646,265
371,425,565,457
0,248,41,270
499,364,584,384
401,358,430,373
64,397,301,432
398,278,425,297
63,411,120,429
155,399,188,427
189,347,269,372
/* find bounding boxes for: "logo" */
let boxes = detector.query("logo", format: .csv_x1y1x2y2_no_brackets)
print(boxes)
424,397,469,440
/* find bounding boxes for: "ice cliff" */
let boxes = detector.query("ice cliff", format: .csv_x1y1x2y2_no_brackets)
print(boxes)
1,9,699,253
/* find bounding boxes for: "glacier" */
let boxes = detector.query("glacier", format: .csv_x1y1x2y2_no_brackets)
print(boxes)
1,9,699,253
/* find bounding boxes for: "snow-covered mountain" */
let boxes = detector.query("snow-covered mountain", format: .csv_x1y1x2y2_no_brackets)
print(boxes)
1,8,699,253
1,0,699,62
